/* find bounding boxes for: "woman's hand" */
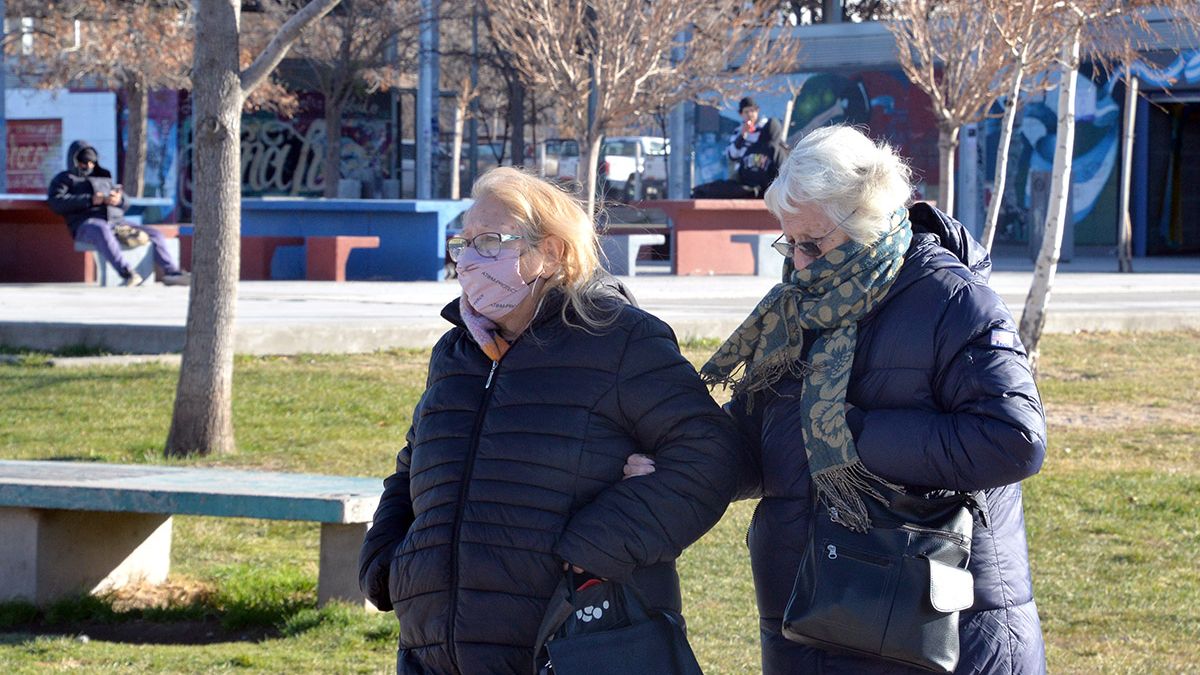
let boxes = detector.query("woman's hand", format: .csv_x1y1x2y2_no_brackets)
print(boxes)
622,453,655,479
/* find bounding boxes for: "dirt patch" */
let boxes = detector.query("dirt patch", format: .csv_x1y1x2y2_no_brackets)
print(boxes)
1045,402,1200,430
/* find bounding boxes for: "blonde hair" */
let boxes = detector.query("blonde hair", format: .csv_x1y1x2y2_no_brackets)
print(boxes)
469,167,615,330
765,125,913,243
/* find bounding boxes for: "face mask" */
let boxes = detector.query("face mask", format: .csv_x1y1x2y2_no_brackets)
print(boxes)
456,246,538,322
75,164,94,176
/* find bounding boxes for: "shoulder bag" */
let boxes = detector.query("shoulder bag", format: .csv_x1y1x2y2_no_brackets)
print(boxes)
782,487,983,673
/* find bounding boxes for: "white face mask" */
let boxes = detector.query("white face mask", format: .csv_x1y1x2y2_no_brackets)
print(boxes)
455,246,537,322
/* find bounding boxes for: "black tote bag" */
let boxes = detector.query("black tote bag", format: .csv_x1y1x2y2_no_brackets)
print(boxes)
533,573,703,675
782,488,981,673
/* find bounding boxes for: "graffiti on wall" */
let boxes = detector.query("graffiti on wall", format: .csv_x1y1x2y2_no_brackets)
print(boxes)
6,119,63,193
173,92,391,214
693,70,940,201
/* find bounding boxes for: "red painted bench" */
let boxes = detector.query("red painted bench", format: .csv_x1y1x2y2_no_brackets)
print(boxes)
638,199,781,276
306,236,381,281
180,233,379,282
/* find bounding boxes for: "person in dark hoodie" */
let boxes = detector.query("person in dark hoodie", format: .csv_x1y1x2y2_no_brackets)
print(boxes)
47,141,189,287
692,96,788,199
629,125,1047,674
358,166,742,674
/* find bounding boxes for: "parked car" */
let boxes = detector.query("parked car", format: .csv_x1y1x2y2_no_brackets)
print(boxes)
541,136,667,201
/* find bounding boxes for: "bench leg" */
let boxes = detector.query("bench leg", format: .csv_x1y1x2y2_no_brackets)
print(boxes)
0,507,171,605
318,522,372,609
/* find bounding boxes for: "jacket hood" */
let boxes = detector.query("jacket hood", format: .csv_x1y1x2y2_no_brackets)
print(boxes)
441,272,637,331
65,140,112,178
907,202,991,282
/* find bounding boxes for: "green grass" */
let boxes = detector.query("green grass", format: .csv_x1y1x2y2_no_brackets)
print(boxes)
1,331,1197,673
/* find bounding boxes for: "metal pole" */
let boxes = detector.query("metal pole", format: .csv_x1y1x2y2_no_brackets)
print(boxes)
416,0,435,199
667,30,691,199
633,140,643,200
0,0,9,194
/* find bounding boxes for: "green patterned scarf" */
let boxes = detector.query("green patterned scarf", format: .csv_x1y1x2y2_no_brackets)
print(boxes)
701,209,913,532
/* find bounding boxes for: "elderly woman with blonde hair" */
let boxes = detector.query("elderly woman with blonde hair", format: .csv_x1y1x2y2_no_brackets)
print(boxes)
359,167,741,674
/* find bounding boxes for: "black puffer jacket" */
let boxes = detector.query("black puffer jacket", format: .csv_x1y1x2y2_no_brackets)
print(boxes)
46,140,127,237
360,281,740,674
733,204,1048,674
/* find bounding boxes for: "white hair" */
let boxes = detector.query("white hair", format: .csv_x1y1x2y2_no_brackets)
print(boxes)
764,125,913,243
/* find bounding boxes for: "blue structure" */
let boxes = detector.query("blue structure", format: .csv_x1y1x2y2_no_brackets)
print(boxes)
241,198,471,281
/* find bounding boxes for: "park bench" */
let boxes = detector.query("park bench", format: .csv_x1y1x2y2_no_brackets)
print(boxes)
0,460,382,608
178,231,381,282
640,199,783,276
599,232,667,276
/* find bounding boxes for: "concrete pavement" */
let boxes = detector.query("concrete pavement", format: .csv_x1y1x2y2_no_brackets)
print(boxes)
0,253,1197,355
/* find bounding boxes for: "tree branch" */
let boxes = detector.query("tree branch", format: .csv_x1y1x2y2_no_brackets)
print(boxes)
240,0,342,95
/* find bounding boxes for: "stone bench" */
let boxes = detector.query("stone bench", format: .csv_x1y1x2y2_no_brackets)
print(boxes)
599,233,667,276
74,222,181,287
0,460,381,608
731,233,785,280
179,230,380,282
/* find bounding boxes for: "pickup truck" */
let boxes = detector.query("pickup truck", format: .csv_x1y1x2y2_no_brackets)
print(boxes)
542,136,668,200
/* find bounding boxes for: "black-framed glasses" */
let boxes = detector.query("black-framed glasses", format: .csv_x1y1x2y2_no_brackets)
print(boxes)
446,232,524,262
771,208,858,259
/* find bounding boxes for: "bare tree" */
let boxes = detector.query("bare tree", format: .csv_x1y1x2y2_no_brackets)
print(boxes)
1018,0,1199,373
9,0,192,197
485,0,799,217
979,0,1060,251
166,0,340,458
887,0,1017,217
274,0,419,197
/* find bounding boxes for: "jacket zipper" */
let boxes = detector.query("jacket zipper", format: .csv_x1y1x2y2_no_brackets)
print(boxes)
446,359,499,670
900,523,969,547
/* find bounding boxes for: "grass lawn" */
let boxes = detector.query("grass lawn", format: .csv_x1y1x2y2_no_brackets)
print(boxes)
1,331,1197,673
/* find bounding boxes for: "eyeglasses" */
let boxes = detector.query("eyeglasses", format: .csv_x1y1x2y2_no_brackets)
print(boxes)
771,208,858,259
446,232,524,262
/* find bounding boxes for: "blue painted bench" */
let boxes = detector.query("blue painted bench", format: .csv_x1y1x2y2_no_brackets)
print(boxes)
241,198,472,281
0,460,382,608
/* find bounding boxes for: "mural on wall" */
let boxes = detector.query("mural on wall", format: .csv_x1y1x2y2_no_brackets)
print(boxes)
118,90,182,220
174,92,392,216
692,70,940,201
6,119,63,194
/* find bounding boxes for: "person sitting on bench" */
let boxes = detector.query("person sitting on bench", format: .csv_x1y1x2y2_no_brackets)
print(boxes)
692,96,788,199
47,140,190,287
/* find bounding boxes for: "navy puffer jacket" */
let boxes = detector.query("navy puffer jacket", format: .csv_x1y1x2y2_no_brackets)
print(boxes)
360,280,740,674
732,204,1048,674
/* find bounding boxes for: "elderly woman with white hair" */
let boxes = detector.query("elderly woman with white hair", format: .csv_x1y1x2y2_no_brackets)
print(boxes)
631,124,1047,673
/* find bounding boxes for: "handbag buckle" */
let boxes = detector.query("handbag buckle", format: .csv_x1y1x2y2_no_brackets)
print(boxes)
826,544,838,560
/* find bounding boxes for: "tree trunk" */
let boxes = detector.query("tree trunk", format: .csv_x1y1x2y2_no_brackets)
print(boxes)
322,95,343,198
451,103,465,199
123,74,149,197
166,0,243,458
1118,73,1138,273
936,124,959,217
982,63,1024,252
583,132,603,221
1020,35,1079,376
782,96,795,146
508,79,525,167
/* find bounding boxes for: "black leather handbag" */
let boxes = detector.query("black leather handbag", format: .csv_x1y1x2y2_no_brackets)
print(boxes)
782,487,982,673
533,572,703,675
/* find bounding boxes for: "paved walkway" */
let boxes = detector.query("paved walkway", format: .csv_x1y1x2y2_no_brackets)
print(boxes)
1,253,1197,355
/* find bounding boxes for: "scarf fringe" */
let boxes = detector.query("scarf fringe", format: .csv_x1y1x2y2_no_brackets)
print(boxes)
813,462,905,533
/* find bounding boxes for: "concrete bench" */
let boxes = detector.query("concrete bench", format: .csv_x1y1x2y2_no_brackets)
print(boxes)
74,222,181,286
0,460,381,608
732,233,785,280
599,233,666,276
639,199,782,276
305,236,382,281
179,231,380,282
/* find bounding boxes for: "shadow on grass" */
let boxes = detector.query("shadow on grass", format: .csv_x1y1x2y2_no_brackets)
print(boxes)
0,567,369,647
